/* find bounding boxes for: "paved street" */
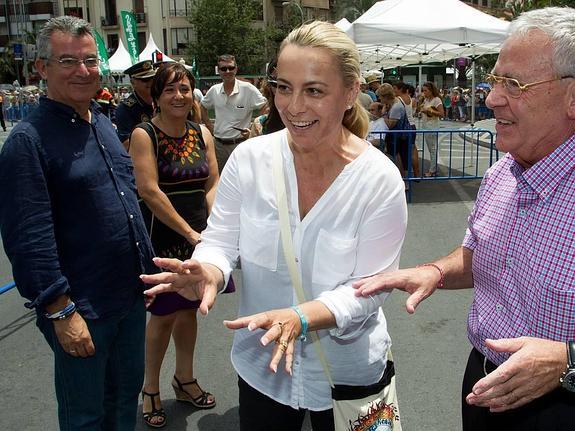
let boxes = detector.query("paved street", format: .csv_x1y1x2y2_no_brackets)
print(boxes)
0,120,486,430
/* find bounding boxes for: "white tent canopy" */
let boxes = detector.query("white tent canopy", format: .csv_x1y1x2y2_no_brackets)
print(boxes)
334,18,352,32
107,38,133,73
138,33,175,63
348,0,509,45
346,0,510,70
107,34,176,74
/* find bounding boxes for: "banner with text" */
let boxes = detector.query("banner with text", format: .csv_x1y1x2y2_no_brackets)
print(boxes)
121,11,139,65
95,30,110,75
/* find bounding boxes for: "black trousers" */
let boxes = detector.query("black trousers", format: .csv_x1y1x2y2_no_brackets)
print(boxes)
0,107,6,131
462,348,575,431
238,376,334,431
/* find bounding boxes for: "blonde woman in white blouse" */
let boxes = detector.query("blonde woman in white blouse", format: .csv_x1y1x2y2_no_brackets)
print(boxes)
141,21,407,431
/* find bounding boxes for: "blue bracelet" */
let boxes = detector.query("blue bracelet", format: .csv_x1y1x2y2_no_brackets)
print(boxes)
45,302,76,320
291,306,308,342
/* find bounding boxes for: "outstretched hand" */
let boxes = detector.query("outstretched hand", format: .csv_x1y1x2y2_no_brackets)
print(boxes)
141,257,220,315
466,337,566,412
224,307,302,375
353,266,441,313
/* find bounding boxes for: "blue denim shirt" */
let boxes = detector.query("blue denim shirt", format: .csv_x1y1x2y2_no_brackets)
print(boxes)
0,97,156,319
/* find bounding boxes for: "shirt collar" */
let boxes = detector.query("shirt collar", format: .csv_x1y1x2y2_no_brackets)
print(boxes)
511,134,575,200
133,91,150,107
39,96,100,124
218,79,239,96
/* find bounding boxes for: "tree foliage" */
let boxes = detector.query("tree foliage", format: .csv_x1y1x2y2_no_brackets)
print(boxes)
506,0,575,17
187,0,267,76
0,49,17,84
332,0,378,21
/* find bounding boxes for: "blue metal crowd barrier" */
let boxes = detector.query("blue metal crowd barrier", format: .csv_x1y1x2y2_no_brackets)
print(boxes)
370,128,498,202
0,281,16,295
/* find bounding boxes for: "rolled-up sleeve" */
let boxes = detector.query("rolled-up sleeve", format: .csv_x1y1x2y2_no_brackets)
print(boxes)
0,130,70,309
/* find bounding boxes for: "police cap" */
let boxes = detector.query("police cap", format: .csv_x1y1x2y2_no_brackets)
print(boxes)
124,60,156,79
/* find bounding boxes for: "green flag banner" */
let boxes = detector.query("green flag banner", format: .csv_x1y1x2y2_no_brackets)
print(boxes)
121,11,139,64
191,57,200,81
95,31,110,75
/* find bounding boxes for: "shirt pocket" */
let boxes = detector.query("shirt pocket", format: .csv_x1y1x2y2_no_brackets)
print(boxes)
533,280,575,340
312,229,358,286
110,153,137,193
239,209,279,270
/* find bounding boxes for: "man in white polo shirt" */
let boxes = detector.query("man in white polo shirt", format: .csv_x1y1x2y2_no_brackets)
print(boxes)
201,54,267,172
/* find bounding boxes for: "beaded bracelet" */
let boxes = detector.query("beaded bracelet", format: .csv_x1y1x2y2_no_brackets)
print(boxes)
45,302,77,320
417,263,445,289
291,306,308,342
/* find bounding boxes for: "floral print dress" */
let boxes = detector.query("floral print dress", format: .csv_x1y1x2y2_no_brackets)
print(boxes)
137,120,210,314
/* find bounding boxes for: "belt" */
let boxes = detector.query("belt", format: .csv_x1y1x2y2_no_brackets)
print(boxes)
217,137,246,145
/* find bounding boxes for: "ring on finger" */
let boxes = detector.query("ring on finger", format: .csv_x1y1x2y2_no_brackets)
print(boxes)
277,339,288,352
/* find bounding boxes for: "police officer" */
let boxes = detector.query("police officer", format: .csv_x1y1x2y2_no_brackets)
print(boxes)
115,60,156,149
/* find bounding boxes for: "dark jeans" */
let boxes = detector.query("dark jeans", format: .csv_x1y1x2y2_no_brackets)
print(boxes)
462,348,575,431
38,296,146,431
238,376,334,431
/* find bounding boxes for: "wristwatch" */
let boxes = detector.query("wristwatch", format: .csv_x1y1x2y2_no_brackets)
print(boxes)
560,340,575,392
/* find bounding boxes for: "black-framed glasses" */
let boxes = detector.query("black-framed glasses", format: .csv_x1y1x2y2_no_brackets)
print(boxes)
44,56,101,69
485,73,575,98
219,66,236,72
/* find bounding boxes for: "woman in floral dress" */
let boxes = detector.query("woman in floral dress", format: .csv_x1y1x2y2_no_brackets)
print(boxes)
129,62,219,428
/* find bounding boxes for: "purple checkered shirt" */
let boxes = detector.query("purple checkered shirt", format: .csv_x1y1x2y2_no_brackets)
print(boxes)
463,134,575,366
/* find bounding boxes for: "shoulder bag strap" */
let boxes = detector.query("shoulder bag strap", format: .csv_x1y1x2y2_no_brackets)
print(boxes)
271,140,334,388
138,122,159,236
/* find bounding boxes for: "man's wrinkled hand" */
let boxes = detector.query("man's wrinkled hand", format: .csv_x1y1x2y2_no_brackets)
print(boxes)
466,337,566,412
53,312,95,358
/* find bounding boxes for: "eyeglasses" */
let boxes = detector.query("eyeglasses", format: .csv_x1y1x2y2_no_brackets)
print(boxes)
219,66,236,72
485,73,575,98
45,56,101,69
267,78,277,88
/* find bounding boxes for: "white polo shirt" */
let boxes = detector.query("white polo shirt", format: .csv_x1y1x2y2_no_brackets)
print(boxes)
201,79,267,140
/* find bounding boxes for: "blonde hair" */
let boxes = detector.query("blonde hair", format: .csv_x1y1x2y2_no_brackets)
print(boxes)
280,21,369,139
376,83,396,111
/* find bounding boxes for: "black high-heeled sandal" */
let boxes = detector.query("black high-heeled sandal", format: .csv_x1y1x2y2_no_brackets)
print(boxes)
172,375,216,409
142,390,167,428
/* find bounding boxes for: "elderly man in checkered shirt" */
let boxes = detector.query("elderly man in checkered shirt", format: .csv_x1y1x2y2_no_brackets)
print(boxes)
353,7,575,431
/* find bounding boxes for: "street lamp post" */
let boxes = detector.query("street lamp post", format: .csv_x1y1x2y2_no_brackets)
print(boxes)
282,1,304,25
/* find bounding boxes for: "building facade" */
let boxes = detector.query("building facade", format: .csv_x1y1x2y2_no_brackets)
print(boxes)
56,0,331,60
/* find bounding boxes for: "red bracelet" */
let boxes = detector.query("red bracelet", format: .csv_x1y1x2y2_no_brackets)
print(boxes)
417,263,445,289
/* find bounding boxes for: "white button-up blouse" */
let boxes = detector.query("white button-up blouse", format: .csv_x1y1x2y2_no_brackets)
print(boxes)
193,129,408,411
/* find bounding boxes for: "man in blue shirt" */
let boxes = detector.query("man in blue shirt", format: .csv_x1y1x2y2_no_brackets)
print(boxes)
0,16,156,430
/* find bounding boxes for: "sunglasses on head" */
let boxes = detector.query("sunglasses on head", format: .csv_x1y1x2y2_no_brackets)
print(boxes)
219,66,236,72
267,76,277,88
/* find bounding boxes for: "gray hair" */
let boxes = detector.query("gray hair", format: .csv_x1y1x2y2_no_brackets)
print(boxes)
510,7,575,77
37,15,94,60
217,54,236,65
